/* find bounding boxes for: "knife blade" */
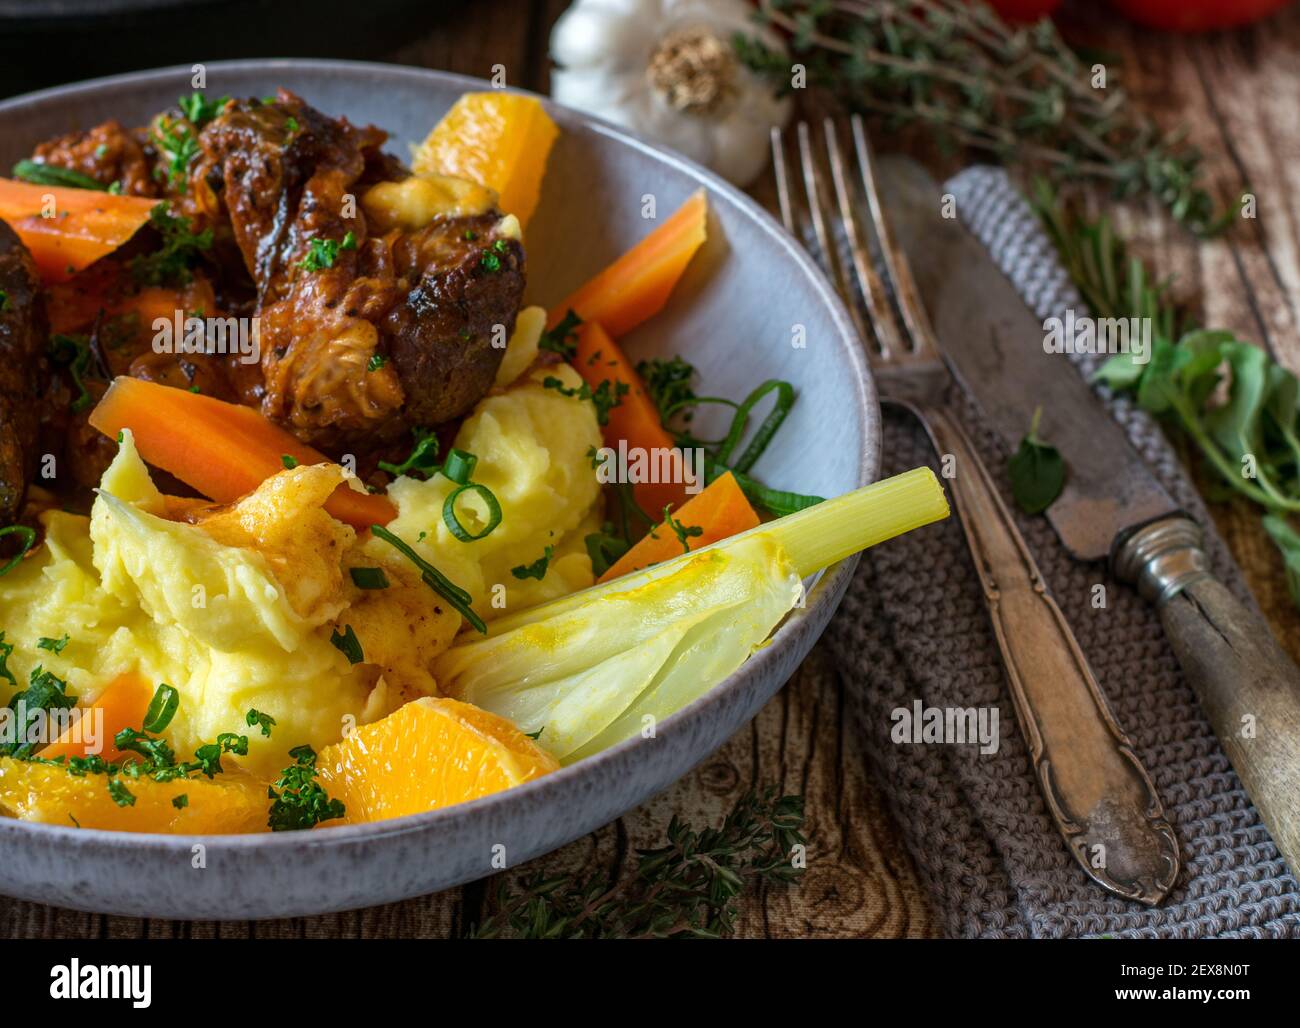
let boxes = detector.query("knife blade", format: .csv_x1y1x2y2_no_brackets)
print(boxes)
879,161,1176,560
879,156,1300,881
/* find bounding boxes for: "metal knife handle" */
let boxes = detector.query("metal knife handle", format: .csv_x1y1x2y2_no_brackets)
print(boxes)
1115,515,1300,879
920,405,1179,903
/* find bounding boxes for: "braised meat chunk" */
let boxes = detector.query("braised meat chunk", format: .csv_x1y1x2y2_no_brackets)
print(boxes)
191,91,524,449
31,120,159,197
0,223,47,523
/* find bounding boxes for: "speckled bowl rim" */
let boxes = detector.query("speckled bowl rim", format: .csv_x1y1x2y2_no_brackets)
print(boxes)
0,60,879,858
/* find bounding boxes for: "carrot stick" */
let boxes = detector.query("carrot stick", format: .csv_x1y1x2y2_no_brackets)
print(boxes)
40,673,154,764
88,376,396,531
548,190,707,337
598,471,760,583
0,178,158,283
573,321,688,518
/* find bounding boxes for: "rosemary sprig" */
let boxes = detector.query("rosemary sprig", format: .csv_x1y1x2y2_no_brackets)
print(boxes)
468,787,806,939
737,0,1231,235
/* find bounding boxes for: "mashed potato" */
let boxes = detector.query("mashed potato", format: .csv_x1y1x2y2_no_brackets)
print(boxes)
0,370,602,779
374,362,603,618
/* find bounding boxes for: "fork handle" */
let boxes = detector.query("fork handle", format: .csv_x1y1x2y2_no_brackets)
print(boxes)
910,402,1179,904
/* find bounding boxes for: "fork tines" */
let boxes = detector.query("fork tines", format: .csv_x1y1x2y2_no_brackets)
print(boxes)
771,115,939,369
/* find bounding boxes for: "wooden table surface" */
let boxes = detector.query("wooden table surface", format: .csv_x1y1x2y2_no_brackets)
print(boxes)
4,0,1300,940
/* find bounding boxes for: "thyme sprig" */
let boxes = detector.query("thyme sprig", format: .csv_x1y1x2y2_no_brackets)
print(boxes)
468,787,805,939
736,0,1231,234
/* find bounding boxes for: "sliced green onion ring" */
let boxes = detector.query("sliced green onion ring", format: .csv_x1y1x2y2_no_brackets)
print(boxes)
143,683,180,733
441,449,479,486
0,525,37,578
442,483,502,542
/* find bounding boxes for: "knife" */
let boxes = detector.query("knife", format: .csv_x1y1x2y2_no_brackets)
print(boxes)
881,158,1300,881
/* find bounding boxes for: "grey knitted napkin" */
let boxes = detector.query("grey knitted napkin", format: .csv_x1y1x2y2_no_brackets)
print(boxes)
822,165,1300,939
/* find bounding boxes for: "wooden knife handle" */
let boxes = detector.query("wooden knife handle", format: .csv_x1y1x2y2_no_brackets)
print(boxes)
918,405,1179,904
1115,515,1300,879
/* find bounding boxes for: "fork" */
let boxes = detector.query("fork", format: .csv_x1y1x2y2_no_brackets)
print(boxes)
772,116,1179,905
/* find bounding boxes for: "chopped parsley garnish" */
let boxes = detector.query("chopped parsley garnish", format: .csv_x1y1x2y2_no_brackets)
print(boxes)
542,375,628,427
280,454,299,469
1,666,77,759
172,794,189,810
478,240,510,273
177,91,231,128
377,427,440,479
36,634,70,654
246,708,276,737
267,745,345,831
584,524,631,579
0,631,14,688
367,353,387,372
115,726,176,767
11,159,106,191
106,778,135,807
330,624,364,665
662,505,703,554
191,732,248,778
130,203,213,287
49,333,93,412
298,230,357,272
349,566,389,590
152,115,200,193
284,116,300,139
637,355,698,426
371,525,487,634
538,309,582,359
511,546,554,581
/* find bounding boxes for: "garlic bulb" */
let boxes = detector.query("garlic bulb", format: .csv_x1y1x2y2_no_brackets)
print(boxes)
550,0,792,187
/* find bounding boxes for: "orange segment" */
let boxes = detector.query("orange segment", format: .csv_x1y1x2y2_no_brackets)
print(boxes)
318,697,559,822
0,758,267,833
40,672,154,764
413,92,559,228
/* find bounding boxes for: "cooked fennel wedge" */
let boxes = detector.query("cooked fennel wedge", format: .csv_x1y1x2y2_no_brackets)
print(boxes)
434,467,949,762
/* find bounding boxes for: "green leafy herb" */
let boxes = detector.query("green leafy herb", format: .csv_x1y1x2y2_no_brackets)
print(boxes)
543,375,629,427
106,777,136,807
371,525,487,634
49,333,93,412
190,732,247,778
737,0,1234,235
584,524,631,579
130,203,213,287
511,546,554,581
1,666,77,759
114,726,176,768
523,727,544,740
151,115,200,193
1008,407,1065,515
11,159,106,191
280,454,299,469
172,794,189,810
367,353,387,372
538,309,583,359
0,289,8,312
349,566,389,590
267,744,345,831
36,634,69,654
662,506,704,554
177,91,231,128
1035,181,1300,606
246,708,276,737
142,683,179,733
299,231,357,272
0,631,14,688
378,427,441,479
469,787,805,939
330,624,364,665
637,355,699,425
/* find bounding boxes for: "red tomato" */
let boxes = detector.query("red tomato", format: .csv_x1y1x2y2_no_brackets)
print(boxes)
986,0,1063,20
1107,0,1294,31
